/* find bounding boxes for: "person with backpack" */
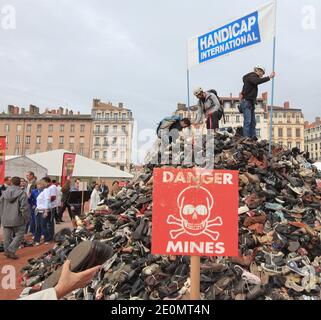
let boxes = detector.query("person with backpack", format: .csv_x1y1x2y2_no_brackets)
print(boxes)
240,65,275,139
156,115,191,144
193,87,223,131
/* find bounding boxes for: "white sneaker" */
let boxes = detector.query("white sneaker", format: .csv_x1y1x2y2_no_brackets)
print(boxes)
44,242,49,245
35,242,40,246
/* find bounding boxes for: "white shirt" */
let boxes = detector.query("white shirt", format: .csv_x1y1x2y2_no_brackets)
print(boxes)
90,189,101,211
36,188,50,210
56,186,62,206
48,184,58,208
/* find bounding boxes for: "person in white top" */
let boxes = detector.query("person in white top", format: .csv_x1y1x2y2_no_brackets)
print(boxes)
48,179,60,230
90,184,101,211
35,178,51,244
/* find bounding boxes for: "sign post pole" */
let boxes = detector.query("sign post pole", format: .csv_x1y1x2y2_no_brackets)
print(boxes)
190,256,200,300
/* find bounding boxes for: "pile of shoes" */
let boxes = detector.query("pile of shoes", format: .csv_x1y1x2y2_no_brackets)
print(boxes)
19,133,321,300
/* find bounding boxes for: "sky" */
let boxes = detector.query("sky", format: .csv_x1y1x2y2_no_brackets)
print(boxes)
0,0,320,161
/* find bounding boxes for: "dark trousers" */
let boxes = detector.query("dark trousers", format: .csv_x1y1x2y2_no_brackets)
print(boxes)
34,212,45,243
26,209,36,235
38,210,54,242
59,202,73,220
3,225,25,254
206,112,220,130
242,100,256,138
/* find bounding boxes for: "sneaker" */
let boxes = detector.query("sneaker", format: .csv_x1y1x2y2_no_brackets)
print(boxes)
34,242,40,246
44,242,49,245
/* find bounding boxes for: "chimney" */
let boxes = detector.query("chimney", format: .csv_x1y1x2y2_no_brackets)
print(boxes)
58,107,63,115
77,111,80,115
315,117,321,124
284,101,290,109
8,105,15,115
69,110,73,115
262,92,268,102
93,99,100,108
118,102,124,109
230,93,233,99
13,106,20,115
21,108,25,115
65,108,69,115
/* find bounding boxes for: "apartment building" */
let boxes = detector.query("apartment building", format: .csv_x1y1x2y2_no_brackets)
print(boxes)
0,105,92,157
266,102,305,151
304,117,321,161
91,99,134,171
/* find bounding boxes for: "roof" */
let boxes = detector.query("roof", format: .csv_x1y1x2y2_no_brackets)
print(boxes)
0,114,92,120
5,155,48,171
6,150,133,179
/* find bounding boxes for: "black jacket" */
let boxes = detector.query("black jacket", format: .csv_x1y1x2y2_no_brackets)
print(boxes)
242,72,270,102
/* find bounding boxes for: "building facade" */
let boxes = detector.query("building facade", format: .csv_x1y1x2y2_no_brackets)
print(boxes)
0,105,92,157
304,117,321,161
91,99,134,171
266,102,305,151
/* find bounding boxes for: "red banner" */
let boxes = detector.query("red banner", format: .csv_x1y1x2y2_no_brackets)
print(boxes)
152,168,239,257
61,153,76,187
0,137,6,185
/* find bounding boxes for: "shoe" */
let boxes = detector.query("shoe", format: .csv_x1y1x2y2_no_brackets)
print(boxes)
5,252,19,260
34,243,40,246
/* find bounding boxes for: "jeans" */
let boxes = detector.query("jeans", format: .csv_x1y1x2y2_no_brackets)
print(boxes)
26,209,36,235
3,225,26,254
49,208,56,241
38,210,54,242
34,212,45,243
242,100,256,138
59,202,73,220
206,111,220,130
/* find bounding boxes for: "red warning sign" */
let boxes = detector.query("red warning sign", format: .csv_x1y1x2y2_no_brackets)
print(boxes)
152,168,239,257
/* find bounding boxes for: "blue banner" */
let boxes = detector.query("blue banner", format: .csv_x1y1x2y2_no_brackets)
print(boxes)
198,11,261,64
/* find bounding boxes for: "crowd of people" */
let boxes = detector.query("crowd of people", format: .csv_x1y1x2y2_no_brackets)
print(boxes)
0,173,126,260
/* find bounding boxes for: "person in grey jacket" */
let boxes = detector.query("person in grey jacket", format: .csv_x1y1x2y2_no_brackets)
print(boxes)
0,176,30,259
193,86,222,131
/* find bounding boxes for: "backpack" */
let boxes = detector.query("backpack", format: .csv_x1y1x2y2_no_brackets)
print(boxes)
207,90,225,124
156,115,182,138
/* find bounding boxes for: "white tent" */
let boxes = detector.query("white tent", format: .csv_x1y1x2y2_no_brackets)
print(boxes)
6,150,133,179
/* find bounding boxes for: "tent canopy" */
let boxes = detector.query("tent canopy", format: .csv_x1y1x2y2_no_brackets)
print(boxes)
6,149,133,179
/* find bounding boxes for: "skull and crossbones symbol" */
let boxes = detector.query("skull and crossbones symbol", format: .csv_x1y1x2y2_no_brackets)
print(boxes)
166,186,223,241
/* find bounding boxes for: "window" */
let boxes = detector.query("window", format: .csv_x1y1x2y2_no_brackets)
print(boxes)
121,137,126,146
15,135,20,144
25,136,31,144
60,124,65,132
59,136,64,144
296,128,301,138
37,124,42,133
114,114,118,120
96,113,101,119
95,137,100,146
121,125,126,133
94,151,99,159
225,115,229,123
278,128,283,137
5,124,10,132
287,128,292,137
112,137,117,145
315,143,318,151
113,125,117,133
104,126,109,134
120,151,125,161
48,136,53,144
5,136,8,144
79,147,84,156
103,137,108,146
112,151,117,158
105,113,110,120
48,124,53,132
26,124,32,132
287,142,292,149
236,115,240,123
80,124,85,133
36,136,41,144
70,124,75,133
96,125,100,133
256,129,261,138
16,124,22,132
256,115,260,124
80,136,84,144
122,113,126,120
103,151,107,159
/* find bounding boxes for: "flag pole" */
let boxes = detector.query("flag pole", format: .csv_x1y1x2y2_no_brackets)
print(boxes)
269,0,277,155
